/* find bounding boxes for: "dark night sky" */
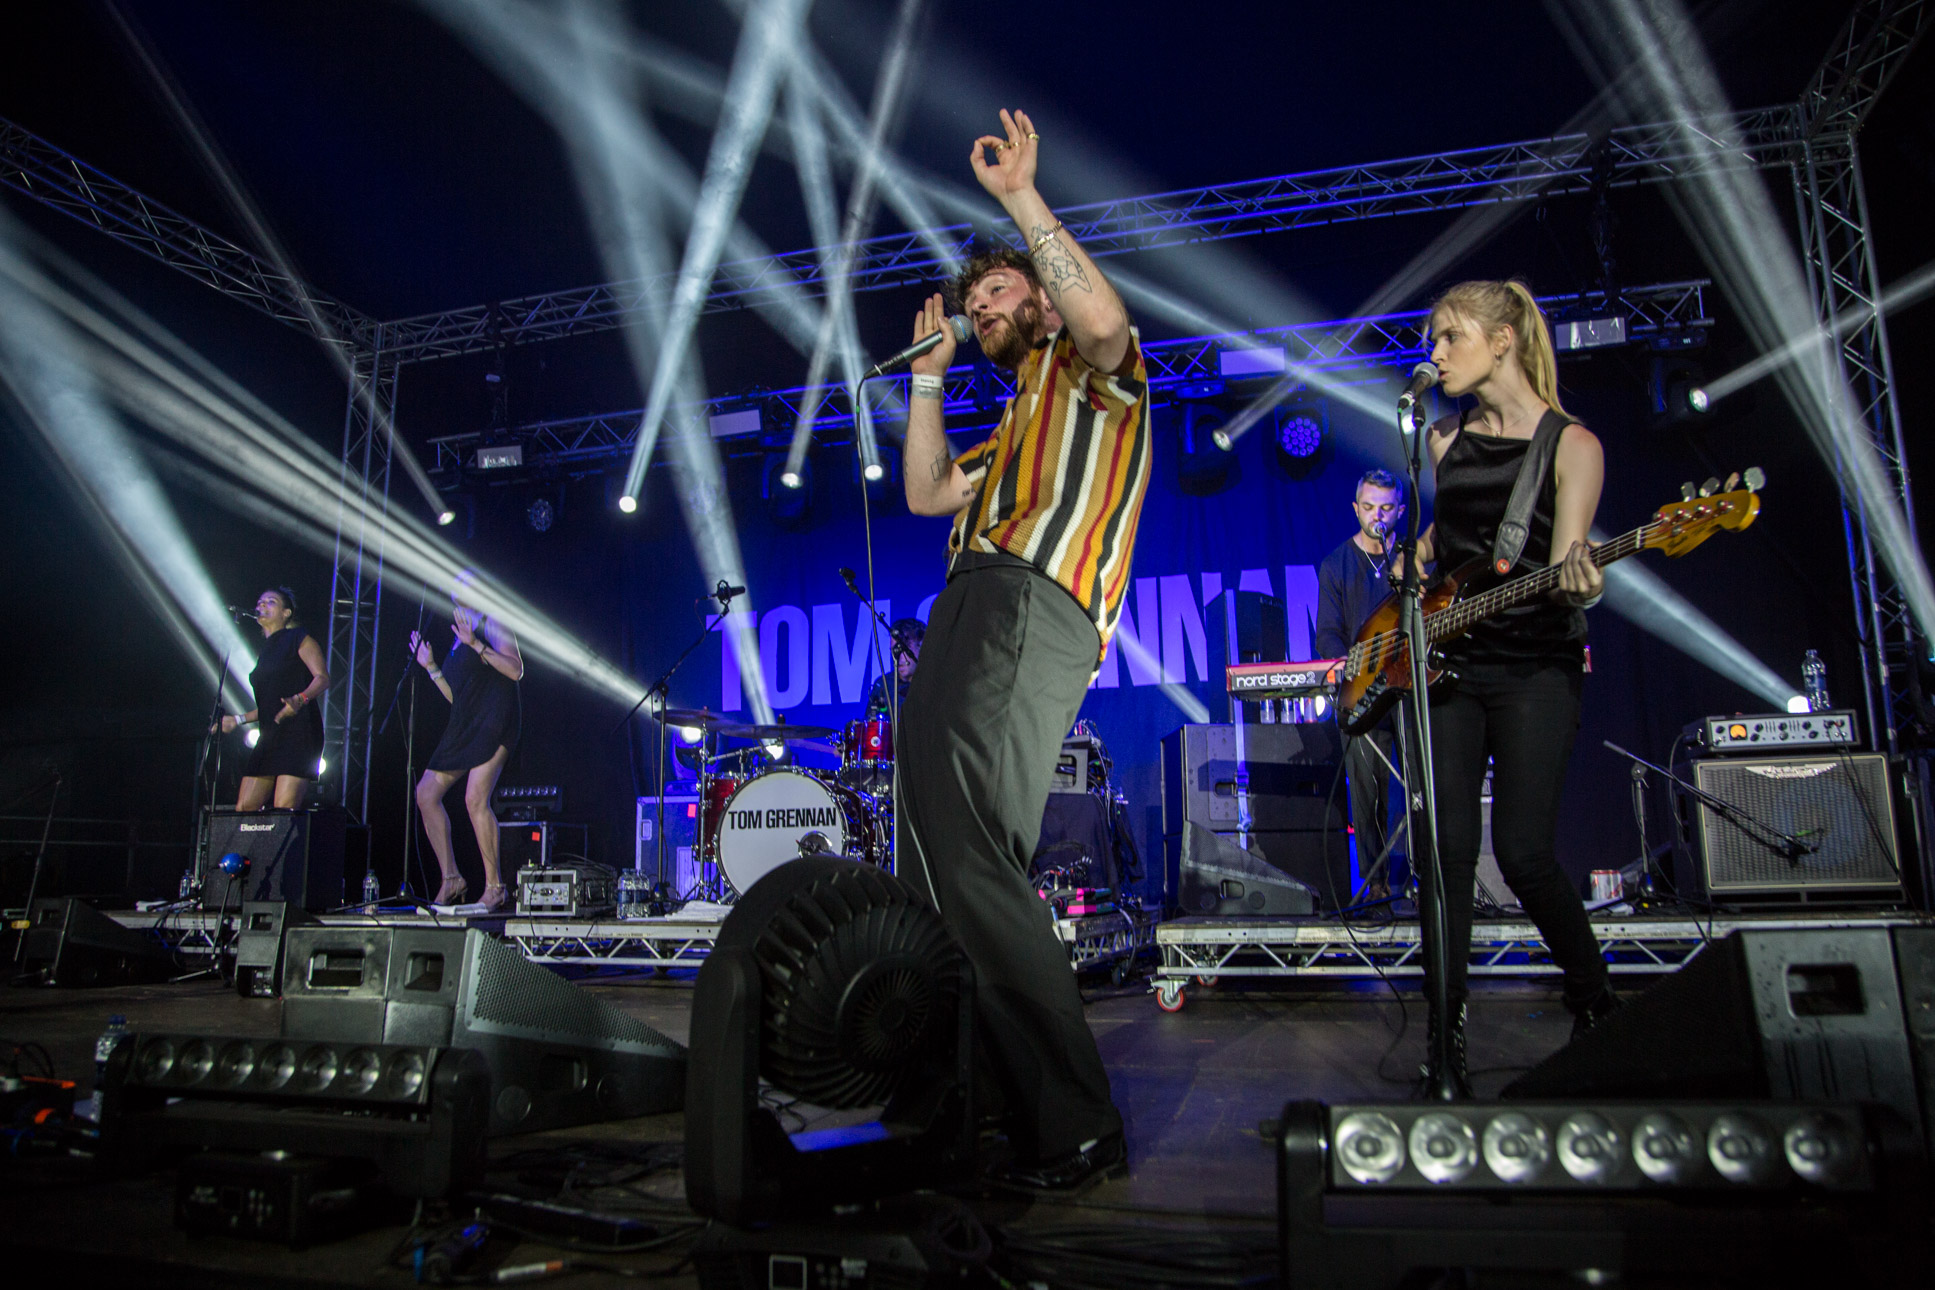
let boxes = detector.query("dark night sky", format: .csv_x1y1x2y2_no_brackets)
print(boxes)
2,1,1931,894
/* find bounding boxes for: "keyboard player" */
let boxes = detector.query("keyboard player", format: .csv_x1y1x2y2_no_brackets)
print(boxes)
1314,469,1411,901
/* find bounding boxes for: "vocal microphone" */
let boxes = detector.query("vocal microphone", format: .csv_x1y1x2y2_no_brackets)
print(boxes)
713,581,746,608
228,605,256,623
838,567,860,593
861,315,972,381
1396,361,1439,414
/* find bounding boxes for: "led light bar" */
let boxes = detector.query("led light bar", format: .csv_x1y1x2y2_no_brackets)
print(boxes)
1319,1101,1873,1192
1554,316,1628,351
474,444,524,469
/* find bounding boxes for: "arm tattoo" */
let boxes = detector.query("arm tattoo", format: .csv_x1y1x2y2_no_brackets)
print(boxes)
929,449,953,484
1030,223,1092,296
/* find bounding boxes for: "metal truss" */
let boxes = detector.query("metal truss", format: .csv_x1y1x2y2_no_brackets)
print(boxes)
380,115,1785,364
503,916,722,970
1053,907,1158,978
0,117,375,353
425,280,1713,473
1790,0,1933,754
1801,0,1932,139
1148,911,1927,1006
322,344,399,819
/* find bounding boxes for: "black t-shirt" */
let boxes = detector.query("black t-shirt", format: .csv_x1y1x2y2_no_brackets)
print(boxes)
1314,537,1395,660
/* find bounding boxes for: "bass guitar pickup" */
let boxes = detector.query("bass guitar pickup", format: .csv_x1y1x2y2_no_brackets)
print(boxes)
1226,658,1345,699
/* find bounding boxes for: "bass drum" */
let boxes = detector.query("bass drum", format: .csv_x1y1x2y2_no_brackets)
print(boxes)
715,767,886,896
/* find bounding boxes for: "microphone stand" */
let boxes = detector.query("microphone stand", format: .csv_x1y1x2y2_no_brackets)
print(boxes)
10,771,61,966
376,594,429,904
188,639,238,901
612,583,738,891
1392,396,1458,1101
1602,740,1818,865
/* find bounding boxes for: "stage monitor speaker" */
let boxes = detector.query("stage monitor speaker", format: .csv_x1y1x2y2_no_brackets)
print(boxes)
233,901,320,998
1173,824,1317,916
18,897,174,987
1504,927,1931,1159
201,807,347,912
278,924,685,1134
1207,589,1288,722
1676,752,1902,902
1162,723,1344,835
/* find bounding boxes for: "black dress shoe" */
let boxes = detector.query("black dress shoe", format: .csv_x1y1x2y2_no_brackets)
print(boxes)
988,1132,1128,1194
1568,987,1621,1042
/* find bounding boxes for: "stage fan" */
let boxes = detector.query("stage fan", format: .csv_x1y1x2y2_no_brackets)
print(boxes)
684,857,976,1226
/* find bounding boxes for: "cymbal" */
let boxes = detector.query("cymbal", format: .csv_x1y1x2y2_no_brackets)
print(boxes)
716,722,837,741
657,707,736,729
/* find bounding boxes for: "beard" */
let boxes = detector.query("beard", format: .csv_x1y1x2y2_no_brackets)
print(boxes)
980,294,1051,370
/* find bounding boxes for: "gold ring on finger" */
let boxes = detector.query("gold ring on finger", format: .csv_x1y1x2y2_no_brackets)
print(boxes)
1027,132,1040,140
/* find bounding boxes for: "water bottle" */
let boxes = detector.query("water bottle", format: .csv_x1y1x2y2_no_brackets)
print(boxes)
177,868,195,901
94,1015,129,1088
1802,649,1830,712
362,868,381,909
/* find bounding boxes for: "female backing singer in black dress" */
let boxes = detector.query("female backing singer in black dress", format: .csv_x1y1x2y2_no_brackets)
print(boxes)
1415,279,1618,1095
410,570,523,911
216,587,329,810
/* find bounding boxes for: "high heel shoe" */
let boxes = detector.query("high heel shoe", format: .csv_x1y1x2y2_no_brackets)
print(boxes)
478,883,511,914
433,874,468,905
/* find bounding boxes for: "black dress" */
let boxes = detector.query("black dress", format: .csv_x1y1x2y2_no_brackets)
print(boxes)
242,627,324,780
427,623,520,772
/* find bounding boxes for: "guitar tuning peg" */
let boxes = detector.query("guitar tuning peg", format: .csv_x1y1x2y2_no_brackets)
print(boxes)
1743,466,1764,492
1680,482,1696,501
1724,471,1740,491
1699,477,1721,498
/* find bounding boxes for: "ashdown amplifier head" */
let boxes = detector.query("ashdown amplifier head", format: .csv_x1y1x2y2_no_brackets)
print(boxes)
1702,709,1858,753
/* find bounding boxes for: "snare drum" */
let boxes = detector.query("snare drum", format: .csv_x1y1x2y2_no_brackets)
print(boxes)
715,768,886,895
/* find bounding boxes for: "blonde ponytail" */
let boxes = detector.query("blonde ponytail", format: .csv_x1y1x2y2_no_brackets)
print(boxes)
1430,279,1570,417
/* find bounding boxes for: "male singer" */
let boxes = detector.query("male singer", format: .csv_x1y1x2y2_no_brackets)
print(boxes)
1314,469,1410,902
896,109,1150,1192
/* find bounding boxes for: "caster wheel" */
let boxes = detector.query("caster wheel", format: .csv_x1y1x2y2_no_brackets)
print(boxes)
1110,961,1129,987
1196,975,1220,989
1156,982,1186,1013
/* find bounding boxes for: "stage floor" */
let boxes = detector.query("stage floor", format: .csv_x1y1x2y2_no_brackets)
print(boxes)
0,968,1577,1285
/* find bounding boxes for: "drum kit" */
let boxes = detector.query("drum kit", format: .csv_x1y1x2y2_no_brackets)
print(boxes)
658,707,898,902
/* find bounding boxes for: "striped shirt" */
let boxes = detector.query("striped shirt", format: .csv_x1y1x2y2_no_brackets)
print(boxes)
947,327,1152,658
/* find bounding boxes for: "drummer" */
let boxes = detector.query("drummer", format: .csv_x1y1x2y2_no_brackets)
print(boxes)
863,618,924,719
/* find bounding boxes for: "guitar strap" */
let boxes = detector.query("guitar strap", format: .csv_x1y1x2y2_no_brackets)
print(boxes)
1487,408,1573,576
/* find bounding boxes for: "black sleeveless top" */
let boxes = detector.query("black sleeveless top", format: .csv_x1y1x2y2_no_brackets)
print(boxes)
1431,410,1586,666
244,625,324,779
427,620,521,772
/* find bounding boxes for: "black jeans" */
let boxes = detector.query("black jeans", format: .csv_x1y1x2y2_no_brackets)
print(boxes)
1422,658,1608,1010
1345,726,1404,896
896,560,1121,1160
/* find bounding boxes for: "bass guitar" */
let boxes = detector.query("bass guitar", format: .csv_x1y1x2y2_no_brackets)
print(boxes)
1336,470,1763,736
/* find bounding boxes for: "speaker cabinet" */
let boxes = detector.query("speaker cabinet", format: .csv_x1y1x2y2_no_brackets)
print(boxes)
1675,753,1902,902
1162,723,1344,912
232,901,320,998
1505,927,1930,1158
201,807,347,912
19,898,174,987
277,924,685,1134
1171,825,1317,916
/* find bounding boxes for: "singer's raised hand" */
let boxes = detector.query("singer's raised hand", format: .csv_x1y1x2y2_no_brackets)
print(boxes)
410,630,433,669
970,108,1038,202
909,293,957,379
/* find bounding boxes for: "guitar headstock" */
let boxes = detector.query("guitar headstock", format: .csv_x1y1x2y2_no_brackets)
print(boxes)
1646,468,1763,557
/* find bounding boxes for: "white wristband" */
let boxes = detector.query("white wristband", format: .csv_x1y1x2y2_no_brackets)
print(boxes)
910,373,944,396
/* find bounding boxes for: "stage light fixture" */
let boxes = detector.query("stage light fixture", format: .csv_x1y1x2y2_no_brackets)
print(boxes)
763,452,812,527
527,497,554,533
863,461,884,482
617,494,638,514
436,509,456,526
244,727,260,748
679,725,703,744
1786,694,1811,714
317,758,328,776
1173,403,1237,496
1552,313,1628,352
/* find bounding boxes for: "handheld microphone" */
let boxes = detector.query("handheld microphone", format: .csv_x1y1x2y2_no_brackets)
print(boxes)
861,315,972,381
228,605,256,623
1396,361,1439,414
712,581,746,609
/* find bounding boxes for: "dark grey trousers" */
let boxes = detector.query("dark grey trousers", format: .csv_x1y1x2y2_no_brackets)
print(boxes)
896,560,1122,1160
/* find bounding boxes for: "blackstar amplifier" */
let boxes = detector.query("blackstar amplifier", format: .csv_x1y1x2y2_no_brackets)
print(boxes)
515,864,617,918
200,807,347,912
